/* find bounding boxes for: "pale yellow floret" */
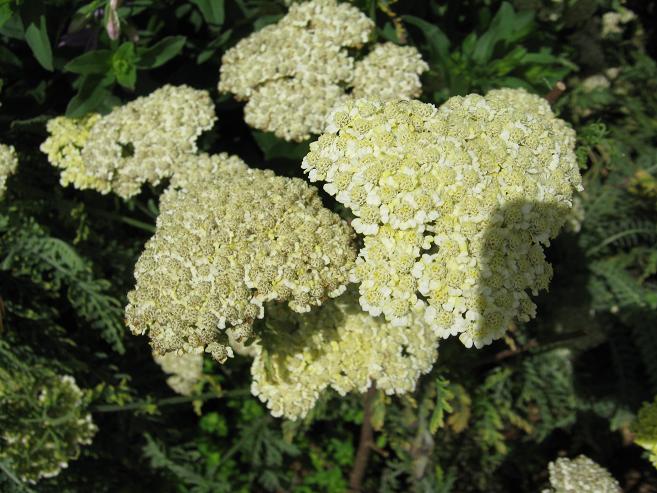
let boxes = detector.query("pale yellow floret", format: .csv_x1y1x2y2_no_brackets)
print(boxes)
0,143,18,199
126,153,357,363
153,351,204,396
302,88,582,349
218,0,428,141
250,291,439,420
352,42,429,101
542,455,621,493
40,113,107,192
41,85,216,198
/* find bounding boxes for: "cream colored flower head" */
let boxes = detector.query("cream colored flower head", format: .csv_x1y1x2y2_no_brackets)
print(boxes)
633,396,657,468
250,291,439,420
126,153,357,363
153,351,204,396
218,0,427,141
0,143,18,199
41,85,216,198
542,455,621,493
302,88,582,349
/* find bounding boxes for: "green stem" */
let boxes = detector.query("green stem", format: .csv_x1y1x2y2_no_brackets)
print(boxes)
92,389,251,413
92,210,156,233
0,461,34,492
116,215,157,233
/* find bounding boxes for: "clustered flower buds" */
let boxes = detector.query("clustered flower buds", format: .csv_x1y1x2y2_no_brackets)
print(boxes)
0,374,96,483
0,143,18,199
302,88,582,349
633,396,657,468
218,0,427,141
126,153,357,363
250,291,439,420
542,455,621,493
153,351,204,396
41,85,216,198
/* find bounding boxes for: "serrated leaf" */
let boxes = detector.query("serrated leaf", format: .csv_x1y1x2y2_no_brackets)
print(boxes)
137,36,186,69
429,377,455,434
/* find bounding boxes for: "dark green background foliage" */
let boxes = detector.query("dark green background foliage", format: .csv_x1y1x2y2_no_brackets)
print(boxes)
1,0,656,491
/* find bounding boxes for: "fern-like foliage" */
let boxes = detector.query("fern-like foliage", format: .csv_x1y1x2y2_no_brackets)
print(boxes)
0,211,124,353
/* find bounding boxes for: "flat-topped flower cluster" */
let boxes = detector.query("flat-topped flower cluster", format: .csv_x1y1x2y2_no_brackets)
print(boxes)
218,0,428,141
250,291,438,420
302,88,582,348
153,351,204,396
0,142,17,199
41,84,216,198
542,455,621,493
125,153,357,363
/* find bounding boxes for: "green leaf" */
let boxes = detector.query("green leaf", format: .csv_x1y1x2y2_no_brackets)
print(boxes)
111,42,137,90
137,36,186,69
0,44,21,66
461,32,478,58
403,15,450,64
190,0,224,26
196,29,231,64
19,1,53,71
472,2,534,64
66,74,114,117
429,377,455,434
0,2,15,28
253,14,283,31
64,49,112,75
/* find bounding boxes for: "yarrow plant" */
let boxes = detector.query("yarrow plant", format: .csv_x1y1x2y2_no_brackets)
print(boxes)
250,290,438,420
302,88,582,348
41,84,216,198
542,455,621,493
153,351,204,396
218,0,428,141
633,396,657,468
0,372,97,483
125,153,357,363
0,143,17,199
0,100,18,199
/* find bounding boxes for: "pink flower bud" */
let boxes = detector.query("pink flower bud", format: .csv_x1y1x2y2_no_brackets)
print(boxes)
106,9,120,40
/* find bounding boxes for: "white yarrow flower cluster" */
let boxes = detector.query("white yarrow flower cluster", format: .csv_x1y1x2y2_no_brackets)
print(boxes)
0,143,18,199
302,88,582,349
153,351,204,396
218,0,427,141
542,455,621,493
250,291,438,420
41,84,216,198
126,153,357,363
